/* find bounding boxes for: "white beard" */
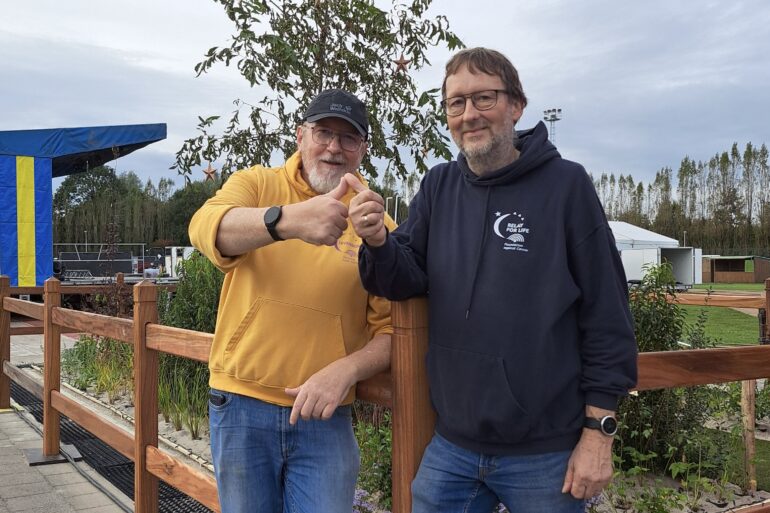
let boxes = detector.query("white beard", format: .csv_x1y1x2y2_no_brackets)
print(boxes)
305,168,344,194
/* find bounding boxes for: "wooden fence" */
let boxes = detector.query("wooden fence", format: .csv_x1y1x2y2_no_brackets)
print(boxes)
2,275,770,513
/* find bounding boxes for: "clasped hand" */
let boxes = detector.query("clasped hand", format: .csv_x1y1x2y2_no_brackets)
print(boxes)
284,174,387,247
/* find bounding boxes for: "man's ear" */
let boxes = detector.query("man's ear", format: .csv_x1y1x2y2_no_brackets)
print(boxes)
511,101,524,126
296,125,305,145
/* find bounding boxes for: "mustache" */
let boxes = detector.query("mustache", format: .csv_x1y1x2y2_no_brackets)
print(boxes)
320,157,346,165
461,122,488,133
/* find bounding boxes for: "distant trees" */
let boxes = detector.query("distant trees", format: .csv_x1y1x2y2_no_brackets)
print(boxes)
53,167,216,247
592,141,770,255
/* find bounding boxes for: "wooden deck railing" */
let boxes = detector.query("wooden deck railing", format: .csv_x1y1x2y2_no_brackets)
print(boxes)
2,275,770,513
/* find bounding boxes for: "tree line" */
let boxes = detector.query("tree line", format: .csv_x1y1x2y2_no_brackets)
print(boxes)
53,166,218,247
51,165,406,250
592,141,770,255
53,140,770,257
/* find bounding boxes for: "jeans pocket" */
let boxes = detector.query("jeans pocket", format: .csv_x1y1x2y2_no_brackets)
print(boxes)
208,388,232,411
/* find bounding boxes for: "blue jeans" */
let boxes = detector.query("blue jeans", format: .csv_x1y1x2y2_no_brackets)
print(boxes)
412,433,585,513
209,389,360,513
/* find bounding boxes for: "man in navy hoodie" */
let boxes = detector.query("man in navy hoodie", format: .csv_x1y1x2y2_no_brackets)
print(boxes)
348,48,638,512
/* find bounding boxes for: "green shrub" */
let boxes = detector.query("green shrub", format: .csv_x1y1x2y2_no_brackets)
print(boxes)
354,407,392,510
157,250,223,437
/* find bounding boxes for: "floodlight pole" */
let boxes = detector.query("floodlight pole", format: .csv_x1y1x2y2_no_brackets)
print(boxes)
543,108,562,144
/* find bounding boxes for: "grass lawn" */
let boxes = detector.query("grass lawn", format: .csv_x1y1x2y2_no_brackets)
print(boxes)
693,283,767,292
709,429,770,491
680,305,760,346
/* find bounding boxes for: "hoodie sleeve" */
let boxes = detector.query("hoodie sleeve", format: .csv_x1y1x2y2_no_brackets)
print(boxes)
567,173,638,411
188,168,262,273
358,174,432,300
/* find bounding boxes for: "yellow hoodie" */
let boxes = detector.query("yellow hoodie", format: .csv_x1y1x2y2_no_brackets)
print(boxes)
189,152,394,406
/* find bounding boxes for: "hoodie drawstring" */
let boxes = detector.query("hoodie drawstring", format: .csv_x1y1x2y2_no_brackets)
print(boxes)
466,187,492,319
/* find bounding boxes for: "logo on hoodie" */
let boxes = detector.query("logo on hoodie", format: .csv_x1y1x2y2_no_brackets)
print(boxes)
493,211,529,252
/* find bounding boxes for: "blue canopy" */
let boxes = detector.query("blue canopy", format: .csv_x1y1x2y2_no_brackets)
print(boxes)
0,123,167,178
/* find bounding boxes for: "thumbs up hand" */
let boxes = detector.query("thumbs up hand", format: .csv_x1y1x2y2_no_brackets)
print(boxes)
347,174,388,247
280,176,351,246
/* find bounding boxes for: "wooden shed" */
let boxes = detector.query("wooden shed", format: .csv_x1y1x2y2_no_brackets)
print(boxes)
702,255,770,283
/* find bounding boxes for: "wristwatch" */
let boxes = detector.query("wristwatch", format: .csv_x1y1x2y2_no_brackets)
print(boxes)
264,206,284,241
583,415,618,436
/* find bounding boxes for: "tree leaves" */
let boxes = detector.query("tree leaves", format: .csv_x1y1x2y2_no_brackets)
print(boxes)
174,0,464,182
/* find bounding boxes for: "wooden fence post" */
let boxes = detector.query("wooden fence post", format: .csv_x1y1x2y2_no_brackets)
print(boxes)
134,280,159,513
742,379,757,492
764,278,770,344
391,297,435,513
0,276,10,410
43,278,62,456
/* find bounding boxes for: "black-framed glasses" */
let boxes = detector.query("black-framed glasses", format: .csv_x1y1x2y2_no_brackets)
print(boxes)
441,89,508,117
304,124,365,152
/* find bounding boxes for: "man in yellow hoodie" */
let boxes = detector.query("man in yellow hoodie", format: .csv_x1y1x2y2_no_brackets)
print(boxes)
189,89,394,513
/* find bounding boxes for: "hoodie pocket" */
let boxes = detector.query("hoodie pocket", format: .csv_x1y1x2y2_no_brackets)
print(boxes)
428,344,531,444
223,298,347,389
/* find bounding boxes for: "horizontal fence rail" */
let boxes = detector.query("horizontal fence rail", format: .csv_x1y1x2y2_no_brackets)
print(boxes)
2,275,770,513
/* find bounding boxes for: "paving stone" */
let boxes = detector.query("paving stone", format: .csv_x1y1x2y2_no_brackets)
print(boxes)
37,464,78,476
76,505,125,513
46,472,88,487
0,481,53,499
0,471,45,487
6,492,69,512
66,492,116,510
53,482,100,498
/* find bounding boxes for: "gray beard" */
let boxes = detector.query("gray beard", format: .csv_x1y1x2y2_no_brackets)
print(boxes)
461,129,519,176
306,168,345,194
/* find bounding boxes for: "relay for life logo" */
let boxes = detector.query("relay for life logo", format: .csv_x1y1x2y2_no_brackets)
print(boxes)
493,211,530,252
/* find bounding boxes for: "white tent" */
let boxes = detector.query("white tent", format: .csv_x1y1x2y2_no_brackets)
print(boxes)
608,221,679,251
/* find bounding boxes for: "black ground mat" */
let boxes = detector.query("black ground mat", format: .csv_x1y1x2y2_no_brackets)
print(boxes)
11,381,213,513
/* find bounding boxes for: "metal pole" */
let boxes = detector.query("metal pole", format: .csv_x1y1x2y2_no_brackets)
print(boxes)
394,196,399,225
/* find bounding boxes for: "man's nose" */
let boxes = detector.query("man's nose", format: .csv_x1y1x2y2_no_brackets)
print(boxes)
326,134,344,152
461,100,482,122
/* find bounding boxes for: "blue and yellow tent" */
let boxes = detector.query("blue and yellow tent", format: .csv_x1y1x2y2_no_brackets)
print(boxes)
0,124,166,286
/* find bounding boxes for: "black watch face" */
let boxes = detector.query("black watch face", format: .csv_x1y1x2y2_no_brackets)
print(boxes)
265,206,281,226
601,416,618,435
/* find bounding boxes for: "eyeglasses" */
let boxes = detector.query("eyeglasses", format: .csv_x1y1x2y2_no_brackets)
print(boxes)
304,124,365,152
441,89,509,117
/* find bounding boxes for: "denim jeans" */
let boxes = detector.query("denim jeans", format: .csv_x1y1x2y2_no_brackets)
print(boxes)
412,433,585,513
209,389,360,513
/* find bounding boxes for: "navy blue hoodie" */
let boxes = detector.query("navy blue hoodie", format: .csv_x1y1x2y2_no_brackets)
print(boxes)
359,122,638,455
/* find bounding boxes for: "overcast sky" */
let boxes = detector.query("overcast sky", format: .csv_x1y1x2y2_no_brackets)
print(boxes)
1,1,768,191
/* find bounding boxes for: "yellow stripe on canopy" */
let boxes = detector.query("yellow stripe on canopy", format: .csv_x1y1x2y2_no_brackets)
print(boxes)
16,156,36,287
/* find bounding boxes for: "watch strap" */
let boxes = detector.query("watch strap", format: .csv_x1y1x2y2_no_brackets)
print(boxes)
264,206,284,241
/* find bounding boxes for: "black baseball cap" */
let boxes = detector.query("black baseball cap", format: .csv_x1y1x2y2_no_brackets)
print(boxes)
303,89,369,139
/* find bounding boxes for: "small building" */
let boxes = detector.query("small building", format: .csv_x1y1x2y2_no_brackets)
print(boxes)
608,221,702,286
701,255,770,284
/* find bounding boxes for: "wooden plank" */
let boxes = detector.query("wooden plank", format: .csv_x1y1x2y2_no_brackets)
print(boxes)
52,307,133,343
357,371,392,408
145,324,212,363
3,297,44,320
3,361,43,400
133,281,159,513
391,297,435,513
635,345,770,391
50,390,134,460
9,286,43,295
43,279,61,456
10,326,81,336
732,502,770,513
10,326,43,336
0,276,10,409
145,446,220,512
672,293,765,309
